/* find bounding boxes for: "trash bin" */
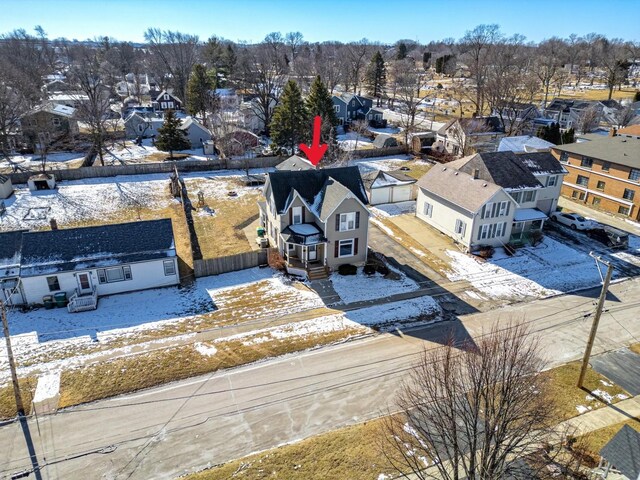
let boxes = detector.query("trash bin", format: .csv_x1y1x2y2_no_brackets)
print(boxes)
43,295,54,310
256,226,265,237
53,292,68,308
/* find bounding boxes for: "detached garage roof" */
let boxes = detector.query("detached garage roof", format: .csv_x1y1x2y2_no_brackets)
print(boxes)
363,170,416,190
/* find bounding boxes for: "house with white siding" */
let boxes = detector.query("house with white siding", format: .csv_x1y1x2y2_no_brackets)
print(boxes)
0,219,179,311
415,151,566,250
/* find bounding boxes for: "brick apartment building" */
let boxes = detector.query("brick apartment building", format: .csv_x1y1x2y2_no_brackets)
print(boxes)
551,132,640,221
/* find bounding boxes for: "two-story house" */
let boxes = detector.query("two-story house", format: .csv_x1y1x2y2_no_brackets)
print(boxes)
415,151,567,250
552,134,640,220
259,166,370,279
434,116,506,157
332,94,384,127
153,90,183,112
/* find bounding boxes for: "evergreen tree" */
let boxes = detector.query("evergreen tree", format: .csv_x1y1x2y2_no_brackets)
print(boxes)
270,80,309,153
561,127,575,145
396,42,408,60
422,51,432,71
306,76,339,136
155,110,191,159
364,51,386,105
634,91,640,102
187,64,217,124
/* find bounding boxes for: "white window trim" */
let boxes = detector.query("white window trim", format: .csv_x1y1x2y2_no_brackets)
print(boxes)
163,259,176,276
455,219,466,236
546,175,557,187
339,212,356,231
338,239,355,258
98,265,132,284
423,202,433,218
292,206,303,225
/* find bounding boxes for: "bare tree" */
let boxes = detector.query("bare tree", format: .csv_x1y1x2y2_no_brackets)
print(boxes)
575,105,601,134
380,322,586,480
342,39,371,94
610,104,638,128
594,38,632,100
143,28,200,105
312,42,344,94
285,31,305,64
394,59,428,145
535,38,567,108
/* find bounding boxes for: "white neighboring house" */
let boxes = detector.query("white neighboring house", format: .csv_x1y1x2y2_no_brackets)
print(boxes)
415,151,567,251
0,174,13,199
0,219,180,311
178,116,213,148
124,113,212,148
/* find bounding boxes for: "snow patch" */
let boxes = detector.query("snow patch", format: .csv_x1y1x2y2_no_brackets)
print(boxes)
194,342,218,357
33,371,61,403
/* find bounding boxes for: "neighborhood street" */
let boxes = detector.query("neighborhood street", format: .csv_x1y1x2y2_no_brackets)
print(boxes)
1,277,639,480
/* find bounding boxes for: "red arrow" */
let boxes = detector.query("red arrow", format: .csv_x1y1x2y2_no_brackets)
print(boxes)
299,115,327,166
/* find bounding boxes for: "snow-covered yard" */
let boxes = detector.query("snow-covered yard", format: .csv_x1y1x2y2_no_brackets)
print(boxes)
446,237,605,300
330,265,419,304
350,155,413,174
337,131,373,151
371,201,416,218
0,169,267,231
0,152,86,172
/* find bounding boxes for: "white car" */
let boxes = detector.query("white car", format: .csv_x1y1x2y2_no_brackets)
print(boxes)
550,212,596,230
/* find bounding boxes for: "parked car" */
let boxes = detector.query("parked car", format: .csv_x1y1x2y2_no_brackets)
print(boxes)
586,226,629,249
550,212,596,230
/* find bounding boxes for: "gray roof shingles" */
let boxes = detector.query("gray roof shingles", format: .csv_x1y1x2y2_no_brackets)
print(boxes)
19,219,176,277
599,425,640,479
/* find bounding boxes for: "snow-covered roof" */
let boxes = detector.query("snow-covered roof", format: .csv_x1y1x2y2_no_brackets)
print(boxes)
498,135,555,153
513,208,548,222
370,171,416,189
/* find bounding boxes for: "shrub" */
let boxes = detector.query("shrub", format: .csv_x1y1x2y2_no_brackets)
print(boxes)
363,264,376,275
338,264,358,276
268,250,287,271
376,264,389,275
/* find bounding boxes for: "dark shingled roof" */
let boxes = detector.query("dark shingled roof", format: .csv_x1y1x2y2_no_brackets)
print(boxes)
447,151,564,190
0,231,25,278
267,166,368,216
20,219,176,277
438,116,505,136
599,425,640,479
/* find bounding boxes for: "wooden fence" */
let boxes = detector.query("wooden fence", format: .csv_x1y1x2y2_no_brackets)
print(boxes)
350,146,408,159
7,156,283,184
193,250,269,277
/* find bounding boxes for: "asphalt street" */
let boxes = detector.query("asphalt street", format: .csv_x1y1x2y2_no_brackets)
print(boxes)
1,277,639,479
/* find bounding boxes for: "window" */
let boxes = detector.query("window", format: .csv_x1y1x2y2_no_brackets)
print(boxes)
576,175,589,187
164,94,170,100
592,197,601,206
455,219,466,236
292,206,303,225
351,100,355,106
334,105,340,113
498,201,509,216
618,206,630,216
338,212,357,231
46,276,60,292
571,190,579,199
522,190,537,203
559,152,569,163
161,101,167,109
481,201,509,219
338,239,354,257
510,191,522,203
596,180,606,190
163,260,176,276
623,189,635,201
478,222,507,240
601,162,610,172
629,169,640,182
546,176,557,187
52,117,61,127
423,202,433,217
167,101,174,109
580,156,593,168
98,266,132,283
138,124,144,133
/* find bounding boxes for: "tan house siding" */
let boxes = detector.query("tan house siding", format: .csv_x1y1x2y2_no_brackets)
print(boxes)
324,197,368,268
552,149,640,221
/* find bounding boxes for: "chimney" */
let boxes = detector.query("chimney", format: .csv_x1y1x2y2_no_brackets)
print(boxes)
609,127,617,137
50,218,58,230
473,168,480,179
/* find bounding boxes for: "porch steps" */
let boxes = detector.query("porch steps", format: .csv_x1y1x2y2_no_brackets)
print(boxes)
307,265,329,280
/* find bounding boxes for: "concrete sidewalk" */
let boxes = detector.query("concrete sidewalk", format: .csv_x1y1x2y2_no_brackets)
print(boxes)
558,395,640,435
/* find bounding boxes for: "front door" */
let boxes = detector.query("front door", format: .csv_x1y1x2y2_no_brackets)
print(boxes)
308,245,317,261
77,272,92,293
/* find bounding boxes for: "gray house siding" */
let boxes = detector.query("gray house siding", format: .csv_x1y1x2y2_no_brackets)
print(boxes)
324,197,368,268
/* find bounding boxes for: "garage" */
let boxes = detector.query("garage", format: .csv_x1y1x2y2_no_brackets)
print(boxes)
364,170,417,206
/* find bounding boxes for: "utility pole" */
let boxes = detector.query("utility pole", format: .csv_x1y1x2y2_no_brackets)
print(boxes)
1,300,24,416
577,254,614,388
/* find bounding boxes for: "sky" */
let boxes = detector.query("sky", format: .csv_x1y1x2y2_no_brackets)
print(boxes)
2,0,638,44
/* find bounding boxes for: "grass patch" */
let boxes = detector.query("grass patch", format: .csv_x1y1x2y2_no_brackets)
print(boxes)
58,327,363,408
190,186,262,258
0,378,37,420
541,361,629,421
579,419,640,455
184,418,397,480
402,159,432,180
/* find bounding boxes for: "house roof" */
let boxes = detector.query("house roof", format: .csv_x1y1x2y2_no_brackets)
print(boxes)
267,166,368,220
0,230,25,278
447,151,564,189
363,170,416,189
498,135,555,152
373,134,398,148
179,116,210,134
155,90,182,104
416,165,503,214
19,219,176,277
275,155,315,171
24,102,76,119
553,136,640,169
0,174,10,184
599,425,640,479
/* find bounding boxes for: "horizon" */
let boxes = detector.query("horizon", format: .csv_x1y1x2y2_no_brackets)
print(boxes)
3,0,639,44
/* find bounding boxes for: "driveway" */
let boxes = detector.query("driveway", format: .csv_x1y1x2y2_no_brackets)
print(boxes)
558,197,640,236
590,347,640,395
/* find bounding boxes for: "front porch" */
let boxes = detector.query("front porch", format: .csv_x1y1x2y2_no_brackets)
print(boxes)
281,223,329,280
509,208,547,246
67,286,98,313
